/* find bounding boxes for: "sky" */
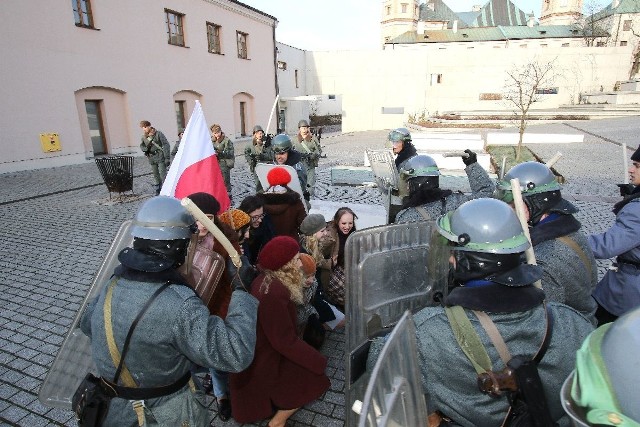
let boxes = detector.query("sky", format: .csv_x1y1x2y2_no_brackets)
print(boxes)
240,0,543,51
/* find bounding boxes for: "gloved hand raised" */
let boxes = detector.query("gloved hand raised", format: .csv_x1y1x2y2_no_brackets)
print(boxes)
617,183,636,197
226,256,257,293
462,149,477,166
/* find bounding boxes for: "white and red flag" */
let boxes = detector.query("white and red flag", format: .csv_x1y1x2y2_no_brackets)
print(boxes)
161,100,231,211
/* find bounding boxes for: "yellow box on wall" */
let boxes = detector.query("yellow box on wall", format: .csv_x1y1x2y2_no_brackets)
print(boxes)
39,133,62,152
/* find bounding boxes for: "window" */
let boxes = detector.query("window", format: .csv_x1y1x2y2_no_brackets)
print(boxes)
72,0,94,28
596,41,606,47
328,94,336,100
386,6,391,15
479,93,503,100
175,101,186,131
295,70,299,88
277,61,287,70
623,20,632,31
541,43,548,48
165,9,185,46
402,3,408,13
561,43,570,47
621,41,628,46
430,74,442,85
535,87,558,95
237,31,248,59
206,22,221,54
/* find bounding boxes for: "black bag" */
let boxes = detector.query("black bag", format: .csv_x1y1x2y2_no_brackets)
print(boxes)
72,373,114,426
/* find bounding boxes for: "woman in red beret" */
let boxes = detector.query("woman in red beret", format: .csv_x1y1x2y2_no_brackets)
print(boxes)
230,236,330,426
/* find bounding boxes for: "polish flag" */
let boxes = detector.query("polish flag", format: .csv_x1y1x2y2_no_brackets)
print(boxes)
161,101,231,211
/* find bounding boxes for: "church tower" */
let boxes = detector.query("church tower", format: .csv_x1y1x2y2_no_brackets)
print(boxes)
540,0,583,26
381,0,420,45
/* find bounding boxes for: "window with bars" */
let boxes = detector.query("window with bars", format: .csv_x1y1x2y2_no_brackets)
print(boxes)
237,31,248,59
623,20,632,31
207,22,221,54
72,0,94,28
166,9,185,46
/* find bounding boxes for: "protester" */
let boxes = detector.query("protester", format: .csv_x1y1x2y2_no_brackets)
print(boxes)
262,166,307,239
230,236,330,427
238,194,276,265
326,207,358,311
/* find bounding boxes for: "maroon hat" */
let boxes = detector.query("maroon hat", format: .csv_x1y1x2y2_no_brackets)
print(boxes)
257,236,299,271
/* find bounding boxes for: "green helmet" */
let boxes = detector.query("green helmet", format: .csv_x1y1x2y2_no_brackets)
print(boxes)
388,128,412,143
399,154,440,180
298,119,310,128
563,307,640,425
252,125,264,134
495,161,561,203
130,196,195,240
272,134,292,154
437,198,530,254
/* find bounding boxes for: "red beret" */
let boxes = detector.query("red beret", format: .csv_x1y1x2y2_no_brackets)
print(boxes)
267,167,292,187
257,236,299,271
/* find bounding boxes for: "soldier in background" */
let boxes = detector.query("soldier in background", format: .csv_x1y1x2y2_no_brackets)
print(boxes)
294,119,322,198
387,128,417,222
211,124,235,200
139,120,171,195
171,128,184,162
244,125,273,193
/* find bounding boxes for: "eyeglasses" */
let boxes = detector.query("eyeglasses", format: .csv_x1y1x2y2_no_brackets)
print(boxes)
250,213,265,221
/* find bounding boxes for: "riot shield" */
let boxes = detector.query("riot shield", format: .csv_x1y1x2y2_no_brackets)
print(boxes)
38,220,134,408
255,163,308,212
560,372,590,427
345,221,449,427
355,311,427,427
366,150,399,224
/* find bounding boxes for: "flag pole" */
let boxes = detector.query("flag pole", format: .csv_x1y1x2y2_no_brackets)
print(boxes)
266,94,280,134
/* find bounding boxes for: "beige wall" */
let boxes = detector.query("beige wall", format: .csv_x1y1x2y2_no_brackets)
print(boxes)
305,44,633,132
0,0,277,173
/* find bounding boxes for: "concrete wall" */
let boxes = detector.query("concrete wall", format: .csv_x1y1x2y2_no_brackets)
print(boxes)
0,1,277,173
306,44,633,132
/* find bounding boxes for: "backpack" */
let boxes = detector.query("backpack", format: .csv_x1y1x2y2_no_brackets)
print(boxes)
445,305,558,427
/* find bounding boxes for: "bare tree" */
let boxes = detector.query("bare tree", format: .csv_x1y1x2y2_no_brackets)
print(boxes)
573,0,611,47
630,26,640,79
503,58,558,162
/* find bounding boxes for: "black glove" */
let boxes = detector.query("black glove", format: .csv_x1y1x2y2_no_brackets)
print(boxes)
227,256,257,293
617,183,636,197
462,149,477,166
303,191,311,201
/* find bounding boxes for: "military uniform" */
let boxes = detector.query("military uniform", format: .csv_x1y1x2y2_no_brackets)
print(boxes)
244,137,274,192
212,134,234,197
140,129,171,192
294,134,322,197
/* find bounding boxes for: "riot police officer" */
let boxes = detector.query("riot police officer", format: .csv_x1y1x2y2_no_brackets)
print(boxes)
495,161,598,325
79,196,258,426
271,133,308,200
394,151,494,223
387,128,417,222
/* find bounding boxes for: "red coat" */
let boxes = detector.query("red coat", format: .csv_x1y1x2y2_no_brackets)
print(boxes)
230,274,330,423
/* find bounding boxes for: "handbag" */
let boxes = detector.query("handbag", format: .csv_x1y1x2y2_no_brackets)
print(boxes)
72,278,171,426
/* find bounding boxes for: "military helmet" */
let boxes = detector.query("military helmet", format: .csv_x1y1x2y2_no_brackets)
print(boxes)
437,198,530,254
399,155,440,180
298,119,310,128
495,161,561,202
388,127,412,144
130,196,195,240
562,307,640,425
272,134,292,154
252,125,264,134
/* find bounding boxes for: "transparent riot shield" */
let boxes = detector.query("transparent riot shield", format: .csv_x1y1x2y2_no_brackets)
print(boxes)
366,150,399,223
355,311,428,427
39,221,134,408
345,221,449,427
560,372,590,427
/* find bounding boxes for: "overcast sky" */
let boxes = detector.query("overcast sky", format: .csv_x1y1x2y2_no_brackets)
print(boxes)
240,0,544,51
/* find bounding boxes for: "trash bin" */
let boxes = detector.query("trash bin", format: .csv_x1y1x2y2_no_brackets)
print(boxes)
95,155,134,198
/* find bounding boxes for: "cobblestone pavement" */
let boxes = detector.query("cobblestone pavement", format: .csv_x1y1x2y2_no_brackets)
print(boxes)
0,117,637,426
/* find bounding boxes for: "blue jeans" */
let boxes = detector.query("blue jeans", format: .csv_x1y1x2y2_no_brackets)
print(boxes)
210,369,229,399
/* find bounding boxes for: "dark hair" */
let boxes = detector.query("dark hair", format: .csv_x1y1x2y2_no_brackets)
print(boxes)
332,207,358,233
139,120,151,127
239,194,265,215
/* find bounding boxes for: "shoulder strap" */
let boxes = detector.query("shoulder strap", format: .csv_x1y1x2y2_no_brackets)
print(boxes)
416,206,431,220
473,310,512,365
445,305,492,374
555,236,595,282
104,279,171,386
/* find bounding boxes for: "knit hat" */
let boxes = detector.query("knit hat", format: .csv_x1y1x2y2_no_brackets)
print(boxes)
267,167,292,187
632,144,640,162
218,209,250,231
257,236,299,271
188,192,220,216
299,253,317,276
300,214,326,236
